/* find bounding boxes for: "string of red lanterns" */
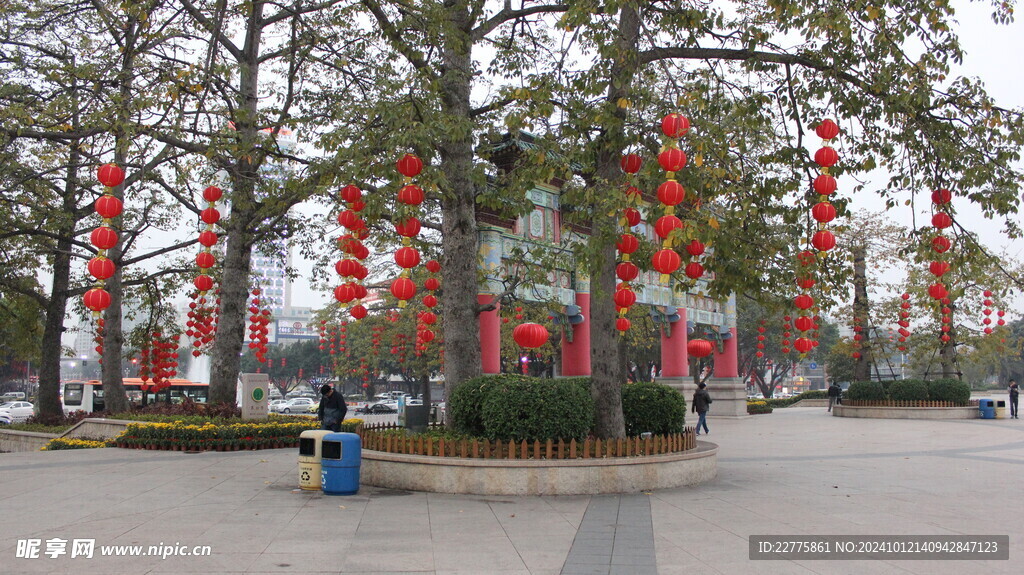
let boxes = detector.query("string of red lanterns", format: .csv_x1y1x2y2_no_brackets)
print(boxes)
616,151,644,333
755,319,767,358
781,315,792,354
247,288,271,362
336,184,370,320
929,188,954,343
811,119,840,257
851,315,864,359
392,154,425,309
981,290,995,334
418,259,441,351
792,249,816,355
896,292,911,352
651,113,689,284
187,185,223,357
84,164,126,362
138,332,179,393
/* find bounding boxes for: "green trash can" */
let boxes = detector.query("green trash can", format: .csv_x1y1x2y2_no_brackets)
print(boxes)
995,400,1007,419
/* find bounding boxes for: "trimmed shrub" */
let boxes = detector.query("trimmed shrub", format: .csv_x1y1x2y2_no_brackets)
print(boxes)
448,374,530,436
845,381,886,401
481,378,594,442
41,437,108,450
927,378,971,404
621,382,686,435
888,379,930,401
796,390,828,400
747,400,773,414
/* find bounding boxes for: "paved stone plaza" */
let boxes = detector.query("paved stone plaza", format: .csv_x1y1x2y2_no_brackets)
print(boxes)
1,404,1021,574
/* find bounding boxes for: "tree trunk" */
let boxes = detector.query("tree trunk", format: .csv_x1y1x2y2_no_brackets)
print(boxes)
851,244,872,381
589,5,642,439
37,197,77,419
438,1,482,402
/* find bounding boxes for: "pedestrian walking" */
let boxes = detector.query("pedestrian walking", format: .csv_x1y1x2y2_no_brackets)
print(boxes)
1009,378,1019,419
828,380,842,412
692,383,712,435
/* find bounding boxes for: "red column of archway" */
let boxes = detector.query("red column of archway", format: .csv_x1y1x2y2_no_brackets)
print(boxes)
561,293,591,376
660,308,688,377
478,295,501,374
714,327,739,377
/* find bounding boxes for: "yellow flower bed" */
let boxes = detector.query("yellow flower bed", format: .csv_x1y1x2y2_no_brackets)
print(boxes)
114,419,322,451
42,438,108,450
746,400,773,414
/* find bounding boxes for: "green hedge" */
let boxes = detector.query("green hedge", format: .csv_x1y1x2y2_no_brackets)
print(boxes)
845,381,886,401
927,378,971,404
481,378,594,442
449,374,530,436
747,400,773,414
888,379,930,401
763,389,829,408
621,382,686,435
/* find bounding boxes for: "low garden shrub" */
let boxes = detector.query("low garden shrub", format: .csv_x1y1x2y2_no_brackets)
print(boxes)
449,374,530,436
621,382,686,435
888,379,930,401
845,381,886,401
481,378,594,442
927,378,971,404
114,418,322,450
747,400,773,414
41,437,108,450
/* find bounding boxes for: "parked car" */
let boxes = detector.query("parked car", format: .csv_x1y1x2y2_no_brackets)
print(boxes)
278,398,315,414
0,401,35,423
268,399,289,413
357,402,397,414
0,412,11,425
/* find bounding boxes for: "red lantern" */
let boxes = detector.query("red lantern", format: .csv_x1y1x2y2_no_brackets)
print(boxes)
811,202,836,223
932,235,951,253
396,153,423,178
623,207,641,227
83,288,112,312
616,262,639,282
350,305,367,320
813,174,837,195
657,148,687,172
929,261,950,277
426,260,441,273
424,277,440,291
198,230,218,247
661,113,691,138
931,212,953,229
685,240,705,257
654,215,683,239
420,312,437,325
687,338,713,358
391,277,417,301
814,147,838,167
931,189,952,205
613,288,636,308
684,261,704,279
340,184,362,203
420,329,436,343
90,226,118,249
794,317,814,332
512,323,549,349
620,153,643,174
395,247,421,269
202,185,223,202
88,257,115,280
617,234,639,254
812,230,836,251
794,294,814,310
196,252,216,269
928,283,948,300
651,249,681,275
397,184,424,206
194,275,214,292
796,276,815,289
616,317,631,332
815,119,840,140
794,338,813,353
94,195,123,219
394,217,422,237
336,259,358,277
200,207,220,224
338,210,360,228
423,294,438,308
334,284,356,303
656,180,685,206
96,164,125,188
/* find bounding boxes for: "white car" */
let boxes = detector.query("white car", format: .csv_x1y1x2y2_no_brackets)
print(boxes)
268,399,289,413
278,398,315,414
0,401,35,423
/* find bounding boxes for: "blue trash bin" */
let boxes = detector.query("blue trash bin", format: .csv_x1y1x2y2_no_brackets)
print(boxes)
320,432,361,495
979,398,995,420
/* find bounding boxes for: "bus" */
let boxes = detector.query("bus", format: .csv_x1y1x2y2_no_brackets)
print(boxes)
62,379,209,414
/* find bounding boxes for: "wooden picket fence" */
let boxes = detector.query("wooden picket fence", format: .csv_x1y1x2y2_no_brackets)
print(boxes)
844,399,978,408
356,422,697,460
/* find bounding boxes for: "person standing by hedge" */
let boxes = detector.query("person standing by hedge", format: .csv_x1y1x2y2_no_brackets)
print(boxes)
1009,379,1019,419
317,384,347,432
828,380,842,412
692,383,712,435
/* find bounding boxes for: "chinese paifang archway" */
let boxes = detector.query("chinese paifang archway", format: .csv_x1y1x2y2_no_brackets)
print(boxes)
474,134,747,417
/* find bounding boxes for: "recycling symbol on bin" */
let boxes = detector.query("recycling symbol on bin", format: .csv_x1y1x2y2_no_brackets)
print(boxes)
301,470,311,482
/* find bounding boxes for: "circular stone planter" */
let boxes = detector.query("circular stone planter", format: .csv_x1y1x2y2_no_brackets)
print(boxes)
832,405,978,420
359,442,717,495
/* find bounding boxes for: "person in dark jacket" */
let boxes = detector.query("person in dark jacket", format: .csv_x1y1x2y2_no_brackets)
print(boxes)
828,380,842,412
692,383,712,435
317,385,347,432
1009,379,1019,419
